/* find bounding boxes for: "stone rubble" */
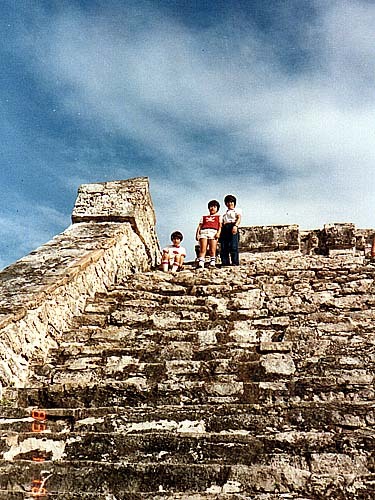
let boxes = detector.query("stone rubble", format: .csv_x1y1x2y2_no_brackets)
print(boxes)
0,251,374,499
0,177,374,499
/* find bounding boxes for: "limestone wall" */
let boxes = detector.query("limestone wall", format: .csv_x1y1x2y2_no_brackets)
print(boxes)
239,224,300,253
0,178,160,391
240,222,375,256
72,177,160,266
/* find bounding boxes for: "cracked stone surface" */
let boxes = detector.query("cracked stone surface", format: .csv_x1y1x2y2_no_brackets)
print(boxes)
0,178,374,499
0,252,374,499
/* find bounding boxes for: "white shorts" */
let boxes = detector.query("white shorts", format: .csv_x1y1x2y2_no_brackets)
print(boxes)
199,228,217,240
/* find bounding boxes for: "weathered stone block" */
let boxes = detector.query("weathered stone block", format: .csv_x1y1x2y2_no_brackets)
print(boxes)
323,222,356,255
72,177,160,266
240,224,300,253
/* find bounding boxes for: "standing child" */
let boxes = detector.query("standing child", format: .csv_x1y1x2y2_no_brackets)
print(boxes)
220,194,242,266
161,231,186,272
195,200,222,269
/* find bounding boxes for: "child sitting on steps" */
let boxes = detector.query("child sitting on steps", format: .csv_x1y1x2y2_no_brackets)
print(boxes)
161,231,186,272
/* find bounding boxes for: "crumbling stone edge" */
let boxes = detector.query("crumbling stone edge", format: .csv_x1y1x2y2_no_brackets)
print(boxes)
0,177,161,396
0,223,156,394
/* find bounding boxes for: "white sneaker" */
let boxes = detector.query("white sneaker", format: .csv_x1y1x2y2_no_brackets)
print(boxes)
209,260,216,267
198,260,205,269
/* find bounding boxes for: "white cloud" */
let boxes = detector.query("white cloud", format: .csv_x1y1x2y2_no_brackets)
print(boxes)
9,0,375,260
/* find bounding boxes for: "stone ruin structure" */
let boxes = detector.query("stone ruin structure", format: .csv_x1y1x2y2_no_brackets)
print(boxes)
0,177,374,499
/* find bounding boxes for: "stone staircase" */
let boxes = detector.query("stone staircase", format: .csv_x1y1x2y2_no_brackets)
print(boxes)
0,253,374,499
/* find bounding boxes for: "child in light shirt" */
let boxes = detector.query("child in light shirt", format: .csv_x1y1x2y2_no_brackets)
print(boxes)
220,194,242,266
161,231,186,272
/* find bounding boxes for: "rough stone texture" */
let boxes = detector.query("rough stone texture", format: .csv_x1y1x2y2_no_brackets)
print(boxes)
240,225,300,253
0,178,374,499
71,177,160,266
0,253,374,499
0,178,160,390
323,223,356,252
242,222,375,257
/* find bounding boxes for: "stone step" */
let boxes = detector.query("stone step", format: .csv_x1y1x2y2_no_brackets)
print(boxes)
41,350,372,376
87,292,208,309
79,302,212,322
86,294,375,321
37,342,281,366
22,348,375,382
58,325,227,345
0,492,293,500
287,377,375,402
30,348,372,389
70,311,213,331
1,429,373,465
44,333,373,370
0,460,373,497
109,313,213,331
2,401,374,434
112,273,375,300
110,277,192,296
15,375,374,409
0,413,71,433
64,316,373,350
15,380,276,408
0,492,291,500
293,342,375,360
31,356,299,386
295,365,373,382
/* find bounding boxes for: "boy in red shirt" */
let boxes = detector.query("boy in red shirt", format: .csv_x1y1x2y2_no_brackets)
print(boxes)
195,200,222,269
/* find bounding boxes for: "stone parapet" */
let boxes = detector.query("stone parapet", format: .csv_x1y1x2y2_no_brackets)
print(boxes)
72,177,160,266
240,222,375,257
322,222,356,256
0,178,161,391
0,222,152,390
239,224,300,253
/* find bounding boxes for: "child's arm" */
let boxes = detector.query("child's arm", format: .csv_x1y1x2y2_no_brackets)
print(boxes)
215,217,222,239
195,223,202,241
232,212,241,234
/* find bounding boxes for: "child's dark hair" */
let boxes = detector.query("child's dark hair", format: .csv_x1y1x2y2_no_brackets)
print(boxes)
224,194,237,206
171,231,183,241
208,199,220,210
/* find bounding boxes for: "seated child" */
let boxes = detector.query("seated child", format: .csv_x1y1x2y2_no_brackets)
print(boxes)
161,231,186,272
195,200,222,269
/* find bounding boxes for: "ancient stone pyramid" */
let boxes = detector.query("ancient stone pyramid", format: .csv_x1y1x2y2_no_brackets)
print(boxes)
0,178,373,499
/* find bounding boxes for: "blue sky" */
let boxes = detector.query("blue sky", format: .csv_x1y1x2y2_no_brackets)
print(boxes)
1,0,375,266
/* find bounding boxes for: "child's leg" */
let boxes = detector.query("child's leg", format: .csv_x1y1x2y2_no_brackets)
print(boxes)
229,231,240,266
198,238,208,268
208,239,218,266
220,227,230,265
208,239,218,256
199,238,208,258
171,255,183,272
161,251,170,272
